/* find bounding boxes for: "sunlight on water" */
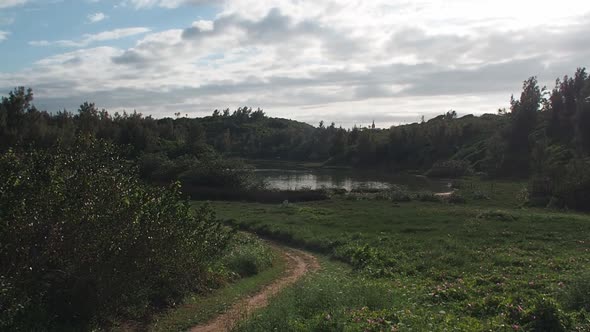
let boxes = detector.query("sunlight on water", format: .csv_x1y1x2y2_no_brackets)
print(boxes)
255,169,450,192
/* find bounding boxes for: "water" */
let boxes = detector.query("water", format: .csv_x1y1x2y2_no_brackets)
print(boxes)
255,168,451,192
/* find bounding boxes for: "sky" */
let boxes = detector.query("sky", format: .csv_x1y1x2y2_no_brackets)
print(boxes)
0,0,589,127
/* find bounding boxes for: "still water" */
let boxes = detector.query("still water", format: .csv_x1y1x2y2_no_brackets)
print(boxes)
255,168,451,193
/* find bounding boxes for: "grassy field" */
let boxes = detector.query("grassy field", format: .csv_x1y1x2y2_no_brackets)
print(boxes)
203,179,590,331
110,233,283,332
146,251,284,332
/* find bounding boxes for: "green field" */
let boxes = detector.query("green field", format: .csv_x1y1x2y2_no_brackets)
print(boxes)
203,179,590,331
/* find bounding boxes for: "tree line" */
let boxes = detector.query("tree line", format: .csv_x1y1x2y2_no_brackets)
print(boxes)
1,67,590,330
1,68,590,207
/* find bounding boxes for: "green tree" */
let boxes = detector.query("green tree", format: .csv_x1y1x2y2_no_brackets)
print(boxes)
0,137,232,330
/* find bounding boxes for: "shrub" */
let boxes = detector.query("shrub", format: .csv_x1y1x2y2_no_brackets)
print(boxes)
527,176,553,207
0,138,232,330
181,186,330,203
521,298,572,332
426,160,474,178
476,210,517,222
415,191,441,202
562,273,590,312
471,190,491,200
527,158,590,211
221,234,275,278
447,192,466,204
389,189,412,202
330,188,348,196
139,151,262,191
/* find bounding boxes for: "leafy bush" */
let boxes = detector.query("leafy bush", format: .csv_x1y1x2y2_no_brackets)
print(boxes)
447,192,466,204
0,138,232,330
471,190,491,200
527,175,553,207
415,191,442,202
389,188,412,202
139,152,262,190
426,160,474,178
562,272,590,312
220,233,275,278
521,298,572,332
370,186,412,202
552,159,590,211
476,210,517,222
528,158,590,211
182,186,330,203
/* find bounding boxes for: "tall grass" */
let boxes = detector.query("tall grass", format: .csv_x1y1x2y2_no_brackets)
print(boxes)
208,179,590,329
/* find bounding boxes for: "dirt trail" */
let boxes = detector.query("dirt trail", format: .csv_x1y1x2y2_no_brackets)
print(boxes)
189,247,319,332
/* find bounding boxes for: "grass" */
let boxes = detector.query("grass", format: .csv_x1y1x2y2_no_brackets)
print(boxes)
234,258,401,331
110,234,285,332
202,179,590,330
146,246,285,332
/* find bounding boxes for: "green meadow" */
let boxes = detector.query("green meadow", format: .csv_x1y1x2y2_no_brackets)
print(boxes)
203,179,590,331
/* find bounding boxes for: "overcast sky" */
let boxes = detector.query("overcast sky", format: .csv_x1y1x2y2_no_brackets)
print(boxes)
0,0,589,127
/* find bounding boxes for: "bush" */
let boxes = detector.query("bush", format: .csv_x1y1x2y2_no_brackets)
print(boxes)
373,186,412,202
415,191,441,202
139,152,262,191
181,186,330,203
562,273,590,312
221,233,275,278
521,298,572,332
471,190,490,200
476,210,517,222
552,159,590,211
527,176,553,207
528,158,590,211
447,192,466,204
426,160,473,178
389,188,412,202
0,138,232,330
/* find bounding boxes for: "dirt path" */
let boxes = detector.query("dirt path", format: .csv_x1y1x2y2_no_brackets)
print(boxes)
189,246,320,332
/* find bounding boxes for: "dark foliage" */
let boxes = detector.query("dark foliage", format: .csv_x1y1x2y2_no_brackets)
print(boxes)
0,138,232,330
1,67,590,209
426,160,473,178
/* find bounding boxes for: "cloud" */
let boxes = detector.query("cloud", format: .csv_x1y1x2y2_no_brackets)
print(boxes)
0,30,8,42
0,0,26,9
87,12,108,23
29,27,150,47
124,0,222,9
3,0,590,127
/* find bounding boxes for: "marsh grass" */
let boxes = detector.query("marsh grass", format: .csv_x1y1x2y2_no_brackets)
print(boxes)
206,179,590,330
141,234,282,332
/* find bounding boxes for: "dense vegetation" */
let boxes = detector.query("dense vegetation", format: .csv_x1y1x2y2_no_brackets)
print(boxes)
1,67,590,331
0,137,239,330
213,180,590,331
2,68,589,208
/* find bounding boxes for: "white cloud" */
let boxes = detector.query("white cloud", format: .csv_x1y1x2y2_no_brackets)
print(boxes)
124,0,221,9
4,0,590,126
87,12,108,23
191,19,213,31
29,27,150,47
0,0,26,9
0,30,8,42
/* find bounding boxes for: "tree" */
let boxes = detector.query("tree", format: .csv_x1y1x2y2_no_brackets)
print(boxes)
0,137,232,330
500,76,544,176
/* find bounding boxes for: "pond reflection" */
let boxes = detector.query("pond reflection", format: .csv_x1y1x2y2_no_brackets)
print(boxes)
255,168,450,192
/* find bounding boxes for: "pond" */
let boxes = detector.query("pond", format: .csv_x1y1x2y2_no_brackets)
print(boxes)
254,167,451,193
